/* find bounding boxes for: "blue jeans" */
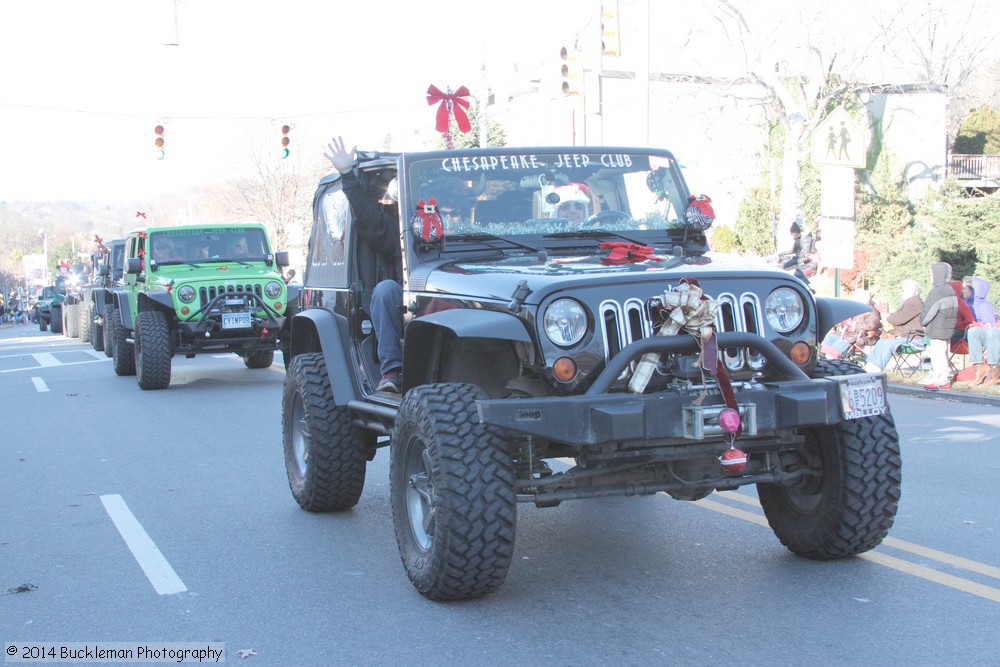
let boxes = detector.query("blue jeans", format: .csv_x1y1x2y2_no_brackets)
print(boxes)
371,280,403,375
967,327,1000,365
867,337,917,370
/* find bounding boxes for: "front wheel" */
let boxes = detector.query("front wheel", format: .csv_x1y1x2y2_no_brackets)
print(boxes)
282,352,369,511
390,383,516,601
111,309,135,376
757,358,902,559
102,307,115,358
50,305,63,334
64,303,79,338
135,310,172,390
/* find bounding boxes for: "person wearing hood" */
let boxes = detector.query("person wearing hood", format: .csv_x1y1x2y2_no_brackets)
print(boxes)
863,279,924,372
919,262,959,390
965,277,1000,387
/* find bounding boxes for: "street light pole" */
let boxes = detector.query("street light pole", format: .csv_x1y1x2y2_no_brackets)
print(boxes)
38,229,48,286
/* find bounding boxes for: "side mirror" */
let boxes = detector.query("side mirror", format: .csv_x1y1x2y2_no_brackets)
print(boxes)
275,251,290,268
126,258,143,274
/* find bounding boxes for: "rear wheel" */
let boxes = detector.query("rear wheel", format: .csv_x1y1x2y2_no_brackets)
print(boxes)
64,304,79,338
135,310,172,390
244,350,274,369
102,307,115,357
50,305,63,334
91,316,104,352
111,309,135,376
757,358,901,559
78,301,92,343
39,315,48,332
390,383,516,601
282,352,369,511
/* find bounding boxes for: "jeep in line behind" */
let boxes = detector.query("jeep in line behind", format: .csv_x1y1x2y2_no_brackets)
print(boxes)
281,146,901,601
109,223,297,389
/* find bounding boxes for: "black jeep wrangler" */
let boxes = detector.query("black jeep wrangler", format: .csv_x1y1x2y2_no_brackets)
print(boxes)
282,146,901,601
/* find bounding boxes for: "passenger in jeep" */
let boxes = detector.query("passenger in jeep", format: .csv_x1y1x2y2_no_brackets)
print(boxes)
325,135,404,393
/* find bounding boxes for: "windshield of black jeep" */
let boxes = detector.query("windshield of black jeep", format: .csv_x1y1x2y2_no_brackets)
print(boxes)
404,150,692,250
149,228,269,264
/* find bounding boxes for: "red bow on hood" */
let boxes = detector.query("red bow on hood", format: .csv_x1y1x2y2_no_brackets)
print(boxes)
427,85,472,134
599,241,663,265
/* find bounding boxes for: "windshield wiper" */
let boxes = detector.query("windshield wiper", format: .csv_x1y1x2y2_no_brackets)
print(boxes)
444,232,539,253
154,260,204,269
543,230,647,245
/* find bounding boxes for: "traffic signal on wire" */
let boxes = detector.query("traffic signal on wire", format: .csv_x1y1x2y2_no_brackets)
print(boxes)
280,124,291,159
560,46,582,95
601,0,620,56
154,125,165,160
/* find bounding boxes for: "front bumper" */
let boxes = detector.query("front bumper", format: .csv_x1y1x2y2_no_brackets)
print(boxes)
477,333,883,447
173,290,286,352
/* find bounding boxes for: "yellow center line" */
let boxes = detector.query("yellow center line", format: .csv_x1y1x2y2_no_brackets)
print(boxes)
693,493,1000,604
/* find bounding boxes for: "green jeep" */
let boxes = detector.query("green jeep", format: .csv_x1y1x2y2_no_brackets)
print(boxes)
110,223,296,389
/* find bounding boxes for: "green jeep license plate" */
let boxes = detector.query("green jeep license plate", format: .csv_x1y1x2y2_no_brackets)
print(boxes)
222,312,252,329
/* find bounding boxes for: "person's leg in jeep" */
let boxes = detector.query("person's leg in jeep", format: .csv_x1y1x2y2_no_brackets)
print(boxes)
371,279,403,392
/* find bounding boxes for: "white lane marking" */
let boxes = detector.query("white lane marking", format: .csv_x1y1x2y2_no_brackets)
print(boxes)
31,377,49,392
100,494,187,595
33,353,59,366
85,350,107,360
0,358,111,374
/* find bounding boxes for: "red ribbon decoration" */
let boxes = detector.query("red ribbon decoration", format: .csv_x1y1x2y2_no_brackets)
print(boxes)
599,241,663,265
414,198,444,242
427,85,472,134
136,211,146,219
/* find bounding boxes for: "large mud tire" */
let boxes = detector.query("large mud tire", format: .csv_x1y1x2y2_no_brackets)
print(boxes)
102,307,115,357
111,309,135,376
244,350,275,369
390,383,516,601
91,315,104,352
757,358,901,559
64,304,79,338
50,305,63,334
135,310,172,390
282,353,369,512
78,301,92,343
39,316,48,332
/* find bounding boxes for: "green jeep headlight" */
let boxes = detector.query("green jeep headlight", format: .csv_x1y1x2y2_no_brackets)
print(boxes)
177,285,196,303
264,281,283,299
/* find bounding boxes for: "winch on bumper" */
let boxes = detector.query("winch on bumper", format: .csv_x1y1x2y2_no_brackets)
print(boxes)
476,332,888,448
175,289,285,347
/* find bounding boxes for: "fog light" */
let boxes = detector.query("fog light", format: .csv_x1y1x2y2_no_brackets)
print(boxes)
180,306,189,315
790,341,811,365
274,302,282,311
552,357,577,382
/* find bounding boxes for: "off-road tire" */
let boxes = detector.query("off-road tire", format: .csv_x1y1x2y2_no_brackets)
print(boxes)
64,304,79,338
78,301,91,343
390,382,516,601
244,350,274,369
50,305,63,334
102,307,115,357
111,309,135,376
91,315,104,352
757,358,901,559
135,310,172,390
39,315,48,332
282,352,368,511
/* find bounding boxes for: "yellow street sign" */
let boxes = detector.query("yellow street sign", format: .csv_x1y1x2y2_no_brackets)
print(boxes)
812,107,867,169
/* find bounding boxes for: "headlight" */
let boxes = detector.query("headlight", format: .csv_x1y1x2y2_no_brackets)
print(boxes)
177,285,196,303
765,287,805,333
264,281,283,298
544,298,587,347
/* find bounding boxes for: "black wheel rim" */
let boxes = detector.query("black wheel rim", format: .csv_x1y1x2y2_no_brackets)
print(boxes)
291,391,308,478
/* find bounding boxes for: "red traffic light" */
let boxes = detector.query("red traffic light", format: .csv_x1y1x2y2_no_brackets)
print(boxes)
154,125,165,160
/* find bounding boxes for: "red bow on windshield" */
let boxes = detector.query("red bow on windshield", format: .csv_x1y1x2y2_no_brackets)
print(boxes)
427,85,472,134
599,241,662,265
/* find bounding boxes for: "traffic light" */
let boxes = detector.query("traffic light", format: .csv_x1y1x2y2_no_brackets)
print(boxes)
154,124,165,160
601,0,620,56
280,124,291,159
560,46,582,95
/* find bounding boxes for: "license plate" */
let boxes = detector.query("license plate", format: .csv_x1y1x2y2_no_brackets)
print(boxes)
836,374,887,420
222,312,252,329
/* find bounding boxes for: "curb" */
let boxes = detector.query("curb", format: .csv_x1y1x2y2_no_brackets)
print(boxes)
888,383,1000,408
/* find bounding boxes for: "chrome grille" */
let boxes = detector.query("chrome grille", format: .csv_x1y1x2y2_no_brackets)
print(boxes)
599,292,766,372
198,284,262,309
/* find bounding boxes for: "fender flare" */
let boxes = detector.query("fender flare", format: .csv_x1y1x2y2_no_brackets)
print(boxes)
816,296,871,340
111,289,133,330
289,309,357,406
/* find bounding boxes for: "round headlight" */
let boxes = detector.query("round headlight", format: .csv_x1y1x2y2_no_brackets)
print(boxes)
765,287,805,333
544,298,587,347
264,281,283,298
177,285,196,303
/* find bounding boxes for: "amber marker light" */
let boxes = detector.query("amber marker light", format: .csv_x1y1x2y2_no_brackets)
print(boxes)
180,306,190,315
552,357,577,382
790,341,811,365
274,302,282,311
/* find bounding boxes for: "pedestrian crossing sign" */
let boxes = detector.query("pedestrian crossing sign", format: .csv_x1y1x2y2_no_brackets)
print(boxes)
812,107,867,169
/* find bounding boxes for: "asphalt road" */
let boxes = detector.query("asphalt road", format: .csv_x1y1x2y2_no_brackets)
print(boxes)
2,325,998,666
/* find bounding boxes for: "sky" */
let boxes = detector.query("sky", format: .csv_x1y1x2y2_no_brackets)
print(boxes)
0,0,589,202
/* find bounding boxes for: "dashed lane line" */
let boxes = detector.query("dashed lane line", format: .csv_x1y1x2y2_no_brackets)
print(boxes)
100,494,187,596
31,377,49,392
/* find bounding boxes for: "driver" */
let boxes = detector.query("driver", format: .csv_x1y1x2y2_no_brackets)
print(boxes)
551,182,596,226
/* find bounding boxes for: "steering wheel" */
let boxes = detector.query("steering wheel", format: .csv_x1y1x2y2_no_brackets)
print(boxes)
583,210,631,227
